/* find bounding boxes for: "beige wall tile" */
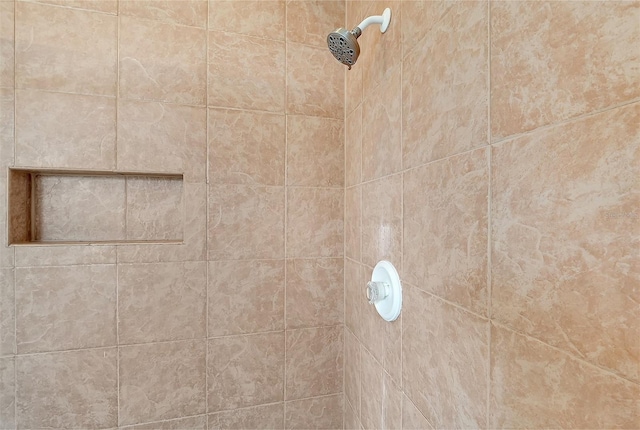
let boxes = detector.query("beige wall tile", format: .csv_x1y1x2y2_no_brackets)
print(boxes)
209,0,285,40
117,100,206,183
209,108,285,186
402,393,434,430
491,102,640,382
402,0,487,169
361,173,402,269
285,325,343,400
286,0,345,48
490,325,640,429
0,88,14,266
402,285,488,428
286,42,344,118
208,185,285,260
33,175,126,242
491,1,640,139
119,340,206,425
344,0,362,115
344,395,360,430
30,0,117,14
208,31,285,112
401,0,454,58
345,186,361,262
344,259,363,340
0,268,15,356
0,357,14,429
118,262,206,344
120,0,207,28
15,90,116,169
16,348,117,429
15,2,117,95
207,332,284,411
208,259,285,336
15,244,116,267
285,394,343,430
360,347,401,430
287,115,344,187
403,147,489,316
0,1,14,88
344,328,361,419
15,265,116,353
362,65,401,180
117,183,207,263
122,414,207,430
126,177,184,241
345,105,362,187
286,187,343,258
120,17,206,105
209,403,284,429
286,258,344,329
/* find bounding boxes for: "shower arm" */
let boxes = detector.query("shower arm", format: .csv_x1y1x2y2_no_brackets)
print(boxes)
353,8,392,36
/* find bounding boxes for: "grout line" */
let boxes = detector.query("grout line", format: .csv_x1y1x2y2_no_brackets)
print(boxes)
486,2,492,428
120,413,208,429
283,4,289,423
205,0,211,421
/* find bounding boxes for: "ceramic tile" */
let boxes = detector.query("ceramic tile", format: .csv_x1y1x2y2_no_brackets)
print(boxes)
285,394,343,430
345,105,362,187
208,185,285,260
402,285,488,428
120,0,207,27
286,115,344,187
402,0,487,169
15,90,116,169
344,328,360,418
491,1,640,139
286,42,344,119
208,31,285,112
344,0,362,115
30,0,117,14
402,393,434,430
286,188,343,258
208,403,284,430
33,175,126,242
119,340,206,425
286,258,343,329
285,325,343,400
126,176,184,241
345,186,361,262
362,65,401,180
0,88,14,266
0,269,14,357
0,357,14,429
208,108,285,186
15,244,116,267
117,183,207,263
401,0,454,58
16,348,117,429
120,16,206,105
118,262,206,344
0,1,14,88
490,325,640,429
491,102,640,381
361,173,402,270
286,0,345,48
208,259,285,336
122,415,207,430
344,395,360,430
15,265,116,353
15,2,117,95
207,332,284,411
360,347,401,430
403,147,489,316
344,259,363,341
209,0,285,40
117,100,206,183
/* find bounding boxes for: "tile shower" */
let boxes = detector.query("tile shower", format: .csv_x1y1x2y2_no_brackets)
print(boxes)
0,1,638,430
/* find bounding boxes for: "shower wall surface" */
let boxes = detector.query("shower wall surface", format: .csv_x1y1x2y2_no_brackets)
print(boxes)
0,0,346,428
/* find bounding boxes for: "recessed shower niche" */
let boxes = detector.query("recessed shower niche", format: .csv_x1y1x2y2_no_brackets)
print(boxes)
7,168,184,245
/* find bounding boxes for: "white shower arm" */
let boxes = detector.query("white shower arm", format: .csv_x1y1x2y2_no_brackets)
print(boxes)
356,8,392,34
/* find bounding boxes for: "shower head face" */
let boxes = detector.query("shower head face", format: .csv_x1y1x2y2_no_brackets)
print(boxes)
327,28,360,68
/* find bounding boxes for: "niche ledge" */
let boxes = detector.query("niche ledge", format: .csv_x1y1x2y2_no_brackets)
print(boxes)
7,168,184,245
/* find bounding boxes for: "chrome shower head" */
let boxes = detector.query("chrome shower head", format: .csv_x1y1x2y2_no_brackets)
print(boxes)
327,8,391,70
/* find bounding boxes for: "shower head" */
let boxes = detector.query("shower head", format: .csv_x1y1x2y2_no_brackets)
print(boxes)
327,8,391,69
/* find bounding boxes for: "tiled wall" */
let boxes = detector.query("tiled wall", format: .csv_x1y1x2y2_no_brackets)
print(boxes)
0,0,345,428
344,1,639,429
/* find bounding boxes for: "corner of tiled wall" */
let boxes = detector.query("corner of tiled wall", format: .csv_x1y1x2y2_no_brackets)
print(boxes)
344,0,639,429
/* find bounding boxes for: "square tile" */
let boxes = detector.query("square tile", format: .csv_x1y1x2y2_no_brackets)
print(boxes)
209,0,285,40
208,403,284,429
286,0,344,48
126,176,184,241
120,0,207,27
0,357,15,429
285,394,343,430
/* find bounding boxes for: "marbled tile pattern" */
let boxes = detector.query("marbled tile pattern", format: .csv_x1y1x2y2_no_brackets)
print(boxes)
0,1,14,88
286,0,345,48
345,186,361,261
345,105,362,187
119,0,207,28
122,415,207,430
208,259,285,336
30,0,117,14
0,357,15,429
0,269,15,356
209,0,285,40
285,394,344,430
119,340,206,425
209,403,284,430
360,347,401,430
207,332,284,412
